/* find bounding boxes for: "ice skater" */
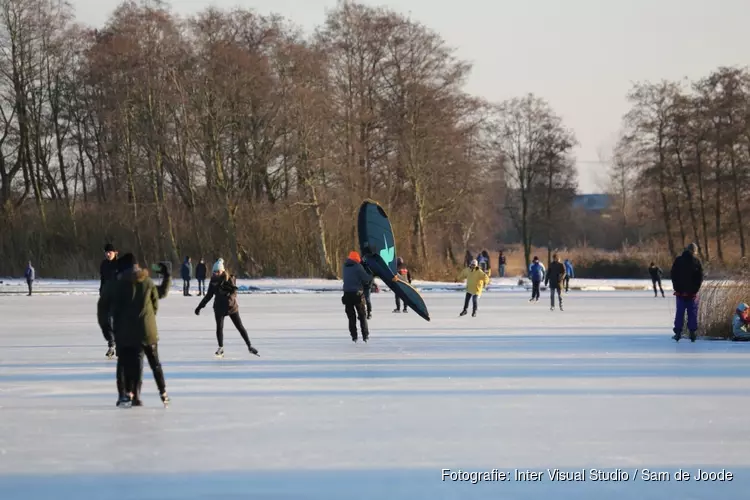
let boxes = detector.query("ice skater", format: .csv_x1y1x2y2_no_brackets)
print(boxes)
24,261,34,296
457,259,490,317
181,256,193,296
99,243,119,359
393,257,412,313
546,254,566,311
670,243,704,342
648,262,665,297
97,253,171,408
341,251,371,342
563,259,574,292
528,256,545,302
195,258,259,357
196,258,207,296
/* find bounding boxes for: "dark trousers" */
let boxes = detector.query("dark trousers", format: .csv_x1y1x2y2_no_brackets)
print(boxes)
652,279,664,297
674,296,698,334
183,279,191,295
363,285,372,314
564,276,571,292
531,280,541,300
550,286,562,308
197,279,206,295
215,311,251,348
117,346,142,397
343,292,369,339
462,292,478,312
26,279,32,295
133,344,167,399
395,295,408,311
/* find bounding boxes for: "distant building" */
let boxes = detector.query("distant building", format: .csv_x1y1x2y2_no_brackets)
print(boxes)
572,194,612,212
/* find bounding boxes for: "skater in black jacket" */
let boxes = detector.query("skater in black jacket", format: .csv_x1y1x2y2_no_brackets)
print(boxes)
545,254,566,311
195,258,259,357
100,243,119,359
393,257,412,313
648,262,665,298
196,258,207,296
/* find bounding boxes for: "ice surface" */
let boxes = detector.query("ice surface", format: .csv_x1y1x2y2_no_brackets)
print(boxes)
0,287,748,499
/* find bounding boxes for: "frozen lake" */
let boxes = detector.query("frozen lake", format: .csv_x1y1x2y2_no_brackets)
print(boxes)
0,288,748,499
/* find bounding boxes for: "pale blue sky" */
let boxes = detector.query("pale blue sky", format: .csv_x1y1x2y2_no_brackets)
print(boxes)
74,0,750,192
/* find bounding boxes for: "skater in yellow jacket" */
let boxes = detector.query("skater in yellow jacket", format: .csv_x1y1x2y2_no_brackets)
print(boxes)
457,259,490,317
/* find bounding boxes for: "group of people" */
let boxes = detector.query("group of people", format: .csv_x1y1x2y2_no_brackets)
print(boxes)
96,243,259,408
180,256,208,296
464,250,508,277
527,255,575,310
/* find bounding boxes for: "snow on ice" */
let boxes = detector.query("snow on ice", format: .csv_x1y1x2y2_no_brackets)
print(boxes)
0,284,748,499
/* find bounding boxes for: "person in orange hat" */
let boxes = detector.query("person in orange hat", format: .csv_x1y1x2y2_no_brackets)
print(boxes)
341,251,372,342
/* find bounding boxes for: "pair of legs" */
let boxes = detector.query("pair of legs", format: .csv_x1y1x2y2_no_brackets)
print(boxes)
197,279,206,295
530,280,541,301
673,296,698,341
564,276,570,292
498,265,505,277
26,279,32,296
215,311,254,350
363,286,372,318
652,279,665,297
460,293,479,316
343,292,369,341
117,344,167,405
394,295,408,312
550,286,563,309
183,279,191,296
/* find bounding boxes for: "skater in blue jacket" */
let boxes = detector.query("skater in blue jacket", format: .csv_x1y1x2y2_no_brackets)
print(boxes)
528,257,545,302
564,259,574,292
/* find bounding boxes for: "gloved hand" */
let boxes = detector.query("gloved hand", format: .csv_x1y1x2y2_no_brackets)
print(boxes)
194,307,201,316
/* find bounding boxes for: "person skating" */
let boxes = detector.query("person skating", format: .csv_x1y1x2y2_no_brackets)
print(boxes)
670,243,704,342
341,251,371,342
648,262,665,298
100,243,119,359
528,256,545,302
195,258,259,357
563,259,574,292
97,253,171,408
24,261,34,296
732,303,750,341
457,259,490,317
546,254,566,311
498,251,507,277
393,257,412,313
477,250,490,274
181,256,193,296
196,258,207,296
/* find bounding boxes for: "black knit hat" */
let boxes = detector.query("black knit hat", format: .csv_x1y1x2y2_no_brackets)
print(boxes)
104,243,115,252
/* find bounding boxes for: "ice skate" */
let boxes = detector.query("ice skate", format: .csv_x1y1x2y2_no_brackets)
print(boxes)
471,310,477,317
392,308,401,313
550,306,555,311
160,392,170,407
248,346,259,357
459,310,467,316
105,346,116,359
402,308,407,313
351,335,358,343
215,347,224,358
672,333,682,342
117,394,132,408
689,331,697,342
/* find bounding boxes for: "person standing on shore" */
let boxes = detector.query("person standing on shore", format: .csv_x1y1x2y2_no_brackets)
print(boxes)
24,261,35,296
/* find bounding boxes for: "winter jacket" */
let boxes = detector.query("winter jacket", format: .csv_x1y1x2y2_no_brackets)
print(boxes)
396,264,412,284
528,262,545,282
197,272,239,316
24,265,35,281
733,313,750,340
546,261,566,288
342,258,372,293
457,267,490,296
181,261,193,281
670,251,704,297
498,255,507,266
564,260,574,278
648,265,663,281
196,262,207,281
99,258,119,294
97,266,170,347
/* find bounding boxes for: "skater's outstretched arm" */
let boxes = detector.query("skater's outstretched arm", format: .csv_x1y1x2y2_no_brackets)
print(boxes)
155,263,171,299
195,281,215,314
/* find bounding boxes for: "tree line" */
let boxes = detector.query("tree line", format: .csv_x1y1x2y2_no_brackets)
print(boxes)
0,0,582,279
610,67,750,267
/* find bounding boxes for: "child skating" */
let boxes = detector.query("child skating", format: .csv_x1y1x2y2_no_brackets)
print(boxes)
457,259,490,317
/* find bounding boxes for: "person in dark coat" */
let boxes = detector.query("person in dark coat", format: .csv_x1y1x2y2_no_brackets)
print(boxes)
498,251,507,277
99,243,119,359
545,254,566,311
670,243,704,342
181,256,193,296
97,253,171,408
342,251,371,342
464,250,474,268
648,262,665,298
195,258,259,358
393,257,412,313
24,261,35,296
196,258,208,296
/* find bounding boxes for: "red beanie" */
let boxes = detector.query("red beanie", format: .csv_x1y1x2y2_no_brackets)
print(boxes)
348,251,361,263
